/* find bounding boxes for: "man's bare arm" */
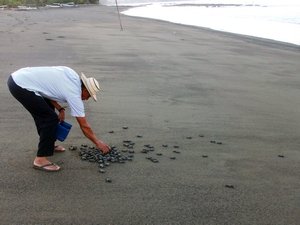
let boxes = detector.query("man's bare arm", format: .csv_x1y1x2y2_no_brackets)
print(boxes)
76,116,110,154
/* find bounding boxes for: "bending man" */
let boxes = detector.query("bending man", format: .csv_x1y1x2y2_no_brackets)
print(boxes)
7,66,111,172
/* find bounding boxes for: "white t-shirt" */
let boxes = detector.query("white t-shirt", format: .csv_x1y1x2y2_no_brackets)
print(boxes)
12,66,85,117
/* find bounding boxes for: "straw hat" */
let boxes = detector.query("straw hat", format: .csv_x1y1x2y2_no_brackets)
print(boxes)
80,72,101,101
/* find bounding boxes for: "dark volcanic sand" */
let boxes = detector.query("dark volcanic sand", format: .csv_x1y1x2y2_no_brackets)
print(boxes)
0,5,300,225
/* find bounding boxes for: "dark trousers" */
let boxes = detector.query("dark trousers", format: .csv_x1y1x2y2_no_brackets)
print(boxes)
7,75,59,157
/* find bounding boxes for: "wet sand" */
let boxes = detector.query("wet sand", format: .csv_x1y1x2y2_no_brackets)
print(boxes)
0,5,300,225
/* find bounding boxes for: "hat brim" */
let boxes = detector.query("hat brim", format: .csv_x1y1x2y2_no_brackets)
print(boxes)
81,72,98,101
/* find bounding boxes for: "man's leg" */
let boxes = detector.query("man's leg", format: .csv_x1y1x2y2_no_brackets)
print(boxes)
43,98,66,152
7,76,60,171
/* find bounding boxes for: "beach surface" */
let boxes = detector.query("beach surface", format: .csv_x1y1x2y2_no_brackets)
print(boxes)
0,5,300,225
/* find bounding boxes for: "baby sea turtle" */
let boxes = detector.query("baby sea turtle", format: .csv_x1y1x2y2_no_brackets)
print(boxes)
141,149,148,154
69,145,77,151
278,155,285,158
216,142,223,145
122,126,128,130
108,130,114,134
210,141,216,144
136,135,143,138
148,147,155,151
150,158,159,163
105,178,112,183
145,157,158,163
202,155,208,158
162,144,168,148
225,185,234,189
170,157,176,160
199,135,204,138
173,145,179,149
110,158,116,163
173,150,180,154
156,153,163,156
186,136,192,139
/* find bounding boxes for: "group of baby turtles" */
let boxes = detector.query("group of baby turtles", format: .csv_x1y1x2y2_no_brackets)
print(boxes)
68,139,183,183
68,127,228,184
69,144,133,183
69,127,286,189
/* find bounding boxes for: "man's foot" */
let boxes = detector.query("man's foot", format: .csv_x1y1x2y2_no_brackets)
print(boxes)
33,157,61,172
54,145,65,152
33,162,61,172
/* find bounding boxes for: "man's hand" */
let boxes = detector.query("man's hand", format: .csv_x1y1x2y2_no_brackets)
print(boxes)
96,140,111,154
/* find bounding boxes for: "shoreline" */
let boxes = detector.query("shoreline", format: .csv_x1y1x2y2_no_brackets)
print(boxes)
121,10,300,50
121,3,300,47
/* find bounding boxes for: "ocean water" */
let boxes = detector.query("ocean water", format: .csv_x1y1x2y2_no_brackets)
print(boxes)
100,0,300,45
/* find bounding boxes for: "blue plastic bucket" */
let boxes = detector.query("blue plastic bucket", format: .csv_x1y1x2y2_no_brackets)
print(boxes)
56,121,72,142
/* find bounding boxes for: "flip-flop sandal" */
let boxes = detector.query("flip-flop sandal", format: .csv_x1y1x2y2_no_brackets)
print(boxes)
33,163,61,172
54,145,65,152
